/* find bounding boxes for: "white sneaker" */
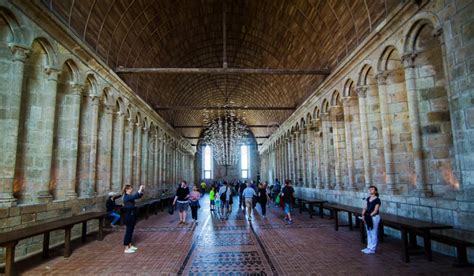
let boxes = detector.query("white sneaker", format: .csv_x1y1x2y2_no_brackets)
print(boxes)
363,249,375,254
124,248,135,254
361,248,368,253
130,246,138,251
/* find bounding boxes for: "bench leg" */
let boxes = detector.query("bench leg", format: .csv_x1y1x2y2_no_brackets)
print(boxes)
309,203,314,219
42,232,50,258
335,210,339,231
348,212,353,231
98,217,104,241
64,226,72,258
409,231,417,248
454,245,470,267
422,230,432,261
5,242,17,276
319,204,324,219
299,199,303,214
82,221,87,243
401,228,410,262
145,205,149,219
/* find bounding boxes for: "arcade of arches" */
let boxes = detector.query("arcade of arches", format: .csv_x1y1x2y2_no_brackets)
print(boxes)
0,0,474,274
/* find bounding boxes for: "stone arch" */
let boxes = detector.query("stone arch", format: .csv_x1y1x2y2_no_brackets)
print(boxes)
330,90,341,106
378,45,403,72
0,7,24,43
343,79,355,98
115,97,125,114
322,99,330,113
358,64,377,86
31,37,57,68
403,13,442,53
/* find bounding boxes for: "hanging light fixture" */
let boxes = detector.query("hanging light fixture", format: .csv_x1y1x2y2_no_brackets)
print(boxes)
202,109,248,166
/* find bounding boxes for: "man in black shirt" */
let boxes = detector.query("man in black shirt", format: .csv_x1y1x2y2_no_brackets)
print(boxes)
280,180,294,224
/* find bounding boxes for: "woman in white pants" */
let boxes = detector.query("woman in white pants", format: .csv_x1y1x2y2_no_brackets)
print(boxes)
361,186,381,254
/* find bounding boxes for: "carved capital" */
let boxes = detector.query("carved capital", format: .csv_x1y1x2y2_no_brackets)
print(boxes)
355,86,368,98
375,71,389,85
70,83,84,96
44,66,60,81
342,96,358,105
9,43,30,62
401,52,418,69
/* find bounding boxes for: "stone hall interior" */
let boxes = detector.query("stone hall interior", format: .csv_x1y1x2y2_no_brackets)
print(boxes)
0,0,474,274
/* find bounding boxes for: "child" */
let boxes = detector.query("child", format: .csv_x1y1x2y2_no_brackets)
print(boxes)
209,186,216,211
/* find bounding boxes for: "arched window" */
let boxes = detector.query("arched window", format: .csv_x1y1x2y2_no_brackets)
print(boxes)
202,145,212,179
241,145,250,179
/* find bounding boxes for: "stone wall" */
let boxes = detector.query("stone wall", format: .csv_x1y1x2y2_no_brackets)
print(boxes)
260,0,474,260
0,0,194,264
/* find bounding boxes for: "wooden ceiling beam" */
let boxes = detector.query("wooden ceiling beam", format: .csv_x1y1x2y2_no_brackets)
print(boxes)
115,67,330,75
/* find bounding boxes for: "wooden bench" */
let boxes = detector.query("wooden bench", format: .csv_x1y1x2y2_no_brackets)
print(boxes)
0,212,106,276
419,232,474,267
294,196,327,219
136,198,162,219
322,203,363,231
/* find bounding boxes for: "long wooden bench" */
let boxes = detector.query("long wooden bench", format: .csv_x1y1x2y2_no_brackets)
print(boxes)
418,232,474,267
136,198,162,219
294,195,328,219
0,212,106,276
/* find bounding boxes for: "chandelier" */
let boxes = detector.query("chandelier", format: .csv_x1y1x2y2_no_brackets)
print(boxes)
202,110,249,166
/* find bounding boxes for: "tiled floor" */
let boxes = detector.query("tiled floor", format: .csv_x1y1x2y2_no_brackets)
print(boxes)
9,195,474,275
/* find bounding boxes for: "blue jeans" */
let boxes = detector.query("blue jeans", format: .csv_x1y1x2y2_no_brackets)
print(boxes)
108,211,120,225
284,203,292,215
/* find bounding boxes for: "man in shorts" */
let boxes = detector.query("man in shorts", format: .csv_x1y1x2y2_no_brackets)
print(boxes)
280,179,295,224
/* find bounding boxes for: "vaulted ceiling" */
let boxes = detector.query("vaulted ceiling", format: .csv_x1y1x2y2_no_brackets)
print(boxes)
40,0,399,146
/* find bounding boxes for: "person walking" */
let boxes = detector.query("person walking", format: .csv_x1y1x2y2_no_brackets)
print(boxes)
272,179,281,205
280,180,294,224
239,181,247,209
361,185,381,254
218,182,231,219
257,183,270,218
173,180,190,224
242,182,257,220
189,186,201,223
122,184,144,253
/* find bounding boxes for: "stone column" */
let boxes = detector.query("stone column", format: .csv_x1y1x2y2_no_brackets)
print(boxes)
35,67,61,203
355,86,372,189
313,120,324,189
112,112,125,192
124,117,135,186
161,139,167,188
300,129,307,187
307,126,315,188
293,131,300,186
402,53,431,197
86,95,100,197
152,132,159,191
101,103,114,193
376,72,397,192
330,105,345,191
0,45,29,206
134,122,142,186
141,125,149,186
288,136,294,182
342,96,357,190
64,83,84,199
321,113,331,189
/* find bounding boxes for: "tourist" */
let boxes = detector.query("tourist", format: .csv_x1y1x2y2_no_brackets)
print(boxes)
280,180,294,224
106,192,121,228
200,180,206,194
173,180,190,224
272,179,281,205
239,181,247,209
242,182,257,220
219,182,231,219
361,185,381,254
209,185,216,211
189,185,201,223
257,183,270,218
122,184,145,253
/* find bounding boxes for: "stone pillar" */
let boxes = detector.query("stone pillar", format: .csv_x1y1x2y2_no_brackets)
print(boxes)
288,136,294,182
402,53,431,197
162,139,167,187
293,131,300,186
124,117,135,185
0,45,29,206
86,95,100,197
134,122,142,186
342,96,358,190
376,72,397,192
141,125,149,187
63,84,84,199
321,113,331,189
355,86,372,189
112,112,124,192
153,132,159,191
313,120,324,189
100,103,114,193
307,126,315,188
300,129,307,187
34,67,60,203
330,105,345,190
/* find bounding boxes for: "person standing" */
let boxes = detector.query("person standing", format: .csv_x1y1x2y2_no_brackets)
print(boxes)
239,181,247,209
272,179,281,204
280,180,294,224
209,185,216,212
218,182,231,219
361,186,381,254
173,180,190,224
200,180,207,194
257,183,270,218
242,182,257,220
189,186,201,223
122,184,144,253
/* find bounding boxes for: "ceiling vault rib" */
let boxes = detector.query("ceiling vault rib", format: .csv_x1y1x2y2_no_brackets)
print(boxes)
174,125,276,128
156,106,296,111
115,67,330,75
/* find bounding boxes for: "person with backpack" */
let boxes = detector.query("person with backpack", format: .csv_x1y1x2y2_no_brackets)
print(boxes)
280,180,295,224
218,182,231,219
